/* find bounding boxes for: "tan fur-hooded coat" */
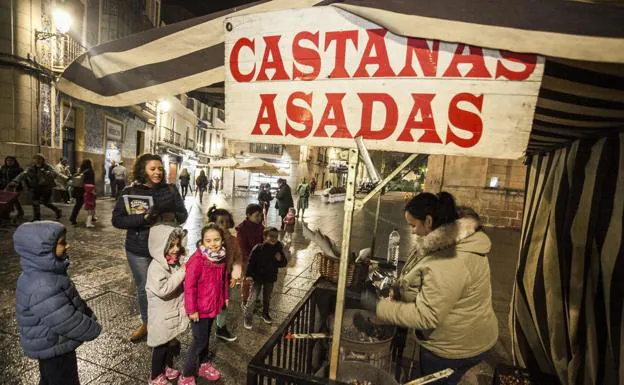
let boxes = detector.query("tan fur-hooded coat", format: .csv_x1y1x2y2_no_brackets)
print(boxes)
376,217,499,359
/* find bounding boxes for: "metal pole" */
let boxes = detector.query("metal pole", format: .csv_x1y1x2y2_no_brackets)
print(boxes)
370,191,382,255
370,156,386,254
329,148,359,380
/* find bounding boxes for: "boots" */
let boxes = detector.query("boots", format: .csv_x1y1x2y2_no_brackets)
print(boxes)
86,215,95,228
130,323,147,342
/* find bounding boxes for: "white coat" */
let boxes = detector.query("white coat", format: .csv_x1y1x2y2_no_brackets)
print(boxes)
146,225,189,347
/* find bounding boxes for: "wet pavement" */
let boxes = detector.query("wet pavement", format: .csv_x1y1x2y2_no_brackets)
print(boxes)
0,191,520,384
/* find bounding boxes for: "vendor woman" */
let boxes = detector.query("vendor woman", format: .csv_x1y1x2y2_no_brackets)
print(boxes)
361,192,498,385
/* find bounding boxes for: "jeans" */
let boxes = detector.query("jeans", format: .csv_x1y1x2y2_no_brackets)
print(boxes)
115,180,126,198
181,184,189,199
38,350,79,385
69,187,84,223
109,178,116,197
245,281,274,319
31,188,60,221
419,348,488,385
152,339,181,379
126,250,151,323
183,318,214,376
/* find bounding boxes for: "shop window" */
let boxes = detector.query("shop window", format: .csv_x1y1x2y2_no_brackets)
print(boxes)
250,143,283,155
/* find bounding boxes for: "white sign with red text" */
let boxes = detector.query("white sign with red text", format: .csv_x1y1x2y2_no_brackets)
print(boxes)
224,7,544,159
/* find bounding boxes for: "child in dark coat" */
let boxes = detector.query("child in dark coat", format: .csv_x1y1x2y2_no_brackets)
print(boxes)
243,227,289,329
236,204,265,304
14,221,101,385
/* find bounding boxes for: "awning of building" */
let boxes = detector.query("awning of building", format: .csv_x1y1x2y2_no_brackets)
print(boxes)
57,0,624,156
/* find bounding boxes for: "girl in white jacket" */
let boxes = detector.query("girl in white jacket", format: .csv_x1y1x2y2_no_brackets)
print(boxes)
146,225,189,385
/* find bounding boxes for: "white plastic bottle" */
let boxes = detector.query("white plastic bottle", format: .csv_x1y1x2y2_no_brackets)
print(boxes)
387,229,400,274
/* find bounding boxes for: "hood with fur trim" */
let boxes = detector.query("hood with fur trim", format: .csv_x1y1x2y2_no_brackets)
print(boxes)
148,225,187,270
403,216,490,273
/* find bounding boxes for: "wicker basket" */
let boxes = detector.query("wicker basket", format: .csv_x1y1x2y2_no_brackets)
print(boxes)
313,252,356,286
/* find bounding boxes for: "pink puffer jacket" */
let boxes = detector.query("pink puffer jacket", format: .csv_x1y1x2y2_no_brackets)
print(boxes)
184,249,228,319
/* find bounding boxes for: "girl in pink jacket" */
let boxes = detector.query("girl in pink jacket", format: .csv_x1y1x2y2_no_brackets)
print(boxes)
180,223,228,385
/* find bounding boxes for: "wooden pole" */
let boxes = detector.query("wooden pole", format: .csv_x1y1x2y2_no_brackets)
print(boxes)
328,148,359,380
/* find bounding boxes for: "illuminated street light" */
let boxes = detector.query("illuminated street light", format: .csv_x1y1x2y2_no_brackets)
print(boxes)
35,8,73,41
158,100,171,113
52,8,72,34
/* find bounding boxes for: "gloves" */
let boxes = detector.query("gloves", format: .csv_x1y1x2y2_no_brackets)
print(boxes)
360,286,379,313
143,206,160,224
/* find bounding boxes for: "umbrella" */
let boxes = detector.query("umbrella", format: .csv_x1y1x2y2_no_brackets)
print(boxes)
238,159,281,174
209,157,239,168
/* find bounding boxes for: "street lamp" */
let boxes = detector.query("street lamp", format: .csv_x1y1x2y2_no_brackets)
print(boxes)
158,99,171,113
35,8,72,41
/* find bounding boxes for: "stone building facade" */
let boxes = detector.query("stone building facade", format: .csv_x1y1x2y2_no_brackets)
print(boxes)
424,155,526,229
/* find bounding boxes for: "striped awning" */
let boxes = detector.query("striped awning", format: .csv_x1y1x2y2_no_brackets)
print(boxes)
57,0,624,155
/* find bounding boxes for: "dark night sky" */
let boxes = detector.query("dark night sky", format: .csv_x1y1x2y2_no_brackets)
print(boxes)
161,0,260,23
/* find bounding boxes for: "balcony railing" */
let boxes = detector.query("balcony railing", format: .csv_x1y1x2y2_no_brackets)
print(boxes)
51,35,86,72
186,137,195,150
162,128,181,147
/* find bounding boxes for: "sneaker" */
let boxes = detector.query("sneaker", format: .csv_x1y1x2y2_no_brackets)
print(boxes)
198,362,221,381
164,367,180,381
148,373,171,385
216,326,237,342
243,318,252,330
177,376,196,385
261,313,273,324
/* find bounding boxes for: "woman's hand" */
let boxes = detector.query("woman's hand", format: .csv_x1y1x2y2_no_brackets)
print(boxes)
225,300,229,308
188,312,199,323
229,278,238,288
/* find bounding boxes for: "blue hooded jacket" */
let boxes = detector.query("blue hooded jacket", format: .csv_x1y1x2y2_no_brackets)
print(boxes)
14,221,101,359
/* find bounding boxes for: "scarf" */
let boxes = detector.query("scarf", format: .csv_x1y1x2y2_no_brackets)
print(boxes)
166,254,180,266
200,245,227,263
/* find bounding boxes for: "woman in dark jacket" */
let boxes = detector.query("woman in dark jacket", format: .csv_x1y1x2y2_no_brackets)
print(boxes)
0,156,25,218
112,153,188,342
195,170,209,203
275,179,294,229
69,159,95,226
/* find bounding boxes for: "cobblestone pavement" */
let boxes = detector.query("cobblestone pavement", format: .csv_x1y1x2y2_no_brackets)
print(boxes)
0,191,519,384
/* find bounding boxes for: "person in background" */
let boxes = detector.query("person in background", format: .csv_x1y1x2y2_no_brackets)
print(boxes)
55,157,71,204
179,168,191,199
309,178,317,196
275,179,294,230
282,207,296,244
112,161,127,198
69,159,95,227
112,153,188,342
213,176,221,194
181,224,228,385
208,206,243,342
108,160,117,198
146,225,188,385
14,221,101,385
0,156,25,219
236,204,265,306
359,192,498,385
243,227,289,329
296,178,310,218
9,154,65,221
257,183,272,224
195,171,209,204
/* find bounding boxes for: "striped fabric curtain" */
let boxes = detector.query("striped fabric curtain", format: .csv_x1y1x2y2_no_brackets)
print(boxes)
511,133,624,385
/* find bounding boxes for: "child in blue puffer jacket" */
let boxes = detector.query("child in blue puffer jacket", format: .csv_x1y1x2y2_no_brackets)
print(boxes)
14,221,101,385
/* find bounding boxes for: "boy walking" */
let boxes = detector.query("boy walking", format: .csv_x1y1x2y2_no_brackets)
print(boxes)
243,227,289,329
14,221,101,385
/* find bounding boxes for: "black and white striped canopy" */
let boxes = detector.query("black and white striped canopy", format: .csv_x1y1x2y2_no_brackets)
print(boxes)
57,0,624,155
